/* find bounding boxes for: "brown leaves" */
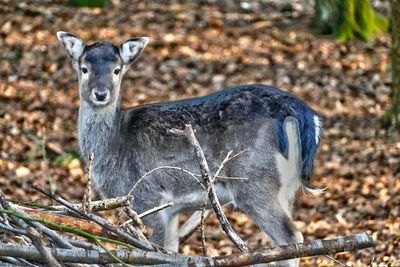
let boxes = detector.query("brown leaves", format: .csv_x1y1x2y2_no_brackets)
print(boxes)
0,0,398,266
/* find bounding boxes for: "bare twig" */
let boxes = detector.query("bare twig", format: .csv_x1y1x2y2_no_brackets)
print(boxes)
48,195,133,212
0,189,73,249
138,202,174,219
32,184,155,251
176,124,249,252
122,207,155,239
0,192,62,267
179,210,212,244
123,207,145,231
121,202,174,232
0,203,10,226
128,165,248,198
325,255,349,267
128,166,206,197
13,207,74,249
83,153,94,212
0,222,27,236
212,149,248,183
200,150,245,255
66,237,101,251
26,227,62,267
41,128,56,199
0,256,40,267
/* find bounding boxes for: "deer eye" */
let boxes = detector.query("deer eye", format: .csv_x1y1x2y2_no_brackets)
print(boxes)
81,67,88,74
114,68,121,75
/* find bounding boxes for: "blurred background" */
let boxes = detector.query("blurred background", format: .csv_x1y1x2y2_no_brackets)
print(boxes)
0,0,398,266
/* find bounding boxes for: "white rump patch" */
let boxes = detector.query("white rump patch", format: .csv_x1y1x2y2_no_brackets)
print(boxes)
313,115,322,145
275,117,301,215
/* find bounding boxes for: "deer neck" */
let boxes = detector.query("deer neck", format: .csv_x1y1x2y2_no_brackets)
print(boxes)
78,99,121,164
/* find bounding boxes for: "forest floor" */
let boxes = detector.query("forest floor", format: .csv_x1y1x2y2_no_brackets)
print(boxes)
0,0,399,266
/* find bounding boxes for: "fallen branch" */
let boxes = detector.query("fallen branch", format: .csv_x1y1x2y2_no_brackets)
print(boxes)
46,195,133,212
138,201,174,219
173,124,249,252
212,233,375,267
23,209,112,237
32,184,155,251
26,227,62,267
0,233,374,266
0,189,73,250
0,242,182,265
0,189,62,266
0,209,137,249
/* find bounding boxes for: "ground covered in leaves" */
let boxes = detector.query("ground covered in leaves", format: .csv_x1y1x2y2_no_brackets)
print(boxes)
0,0,399,266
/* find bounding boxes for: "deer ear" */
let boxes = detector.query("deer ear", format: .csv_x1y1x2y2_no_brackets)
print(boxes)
119,37,149,65
57,31,85,61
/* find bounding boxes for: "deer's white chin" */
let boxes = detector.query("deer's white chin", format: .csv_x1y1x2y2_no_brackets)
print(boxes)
92,99,110,106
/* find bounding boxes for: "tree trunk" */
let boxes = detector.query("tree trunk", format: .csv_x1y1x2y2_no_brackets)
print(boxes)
384,0,400,129
310,0,388,42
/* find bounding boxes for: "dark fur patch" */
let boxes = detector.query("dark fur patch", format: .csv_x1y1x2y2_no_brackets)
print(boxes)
124,84,321,183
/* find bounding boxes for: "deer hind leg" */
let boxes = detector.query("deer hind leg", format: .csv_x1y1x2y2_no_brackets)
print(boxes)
141,213,167,248
235,194,303,267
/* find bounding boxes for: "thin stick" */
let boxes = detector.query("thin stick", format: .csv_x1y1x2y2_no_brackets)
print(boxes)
128,166,206,197
32,184,154,251
199,149,248,253
48,195,133,212
325,255,349,267
41,127,56,202
0,194,62,267
127,166,247,199
200,150,236,254
0,202,10,226
123,207,145,231
121,202,174,228
200,193,209,255
83,153,94,212
0,209,137,250
138,202,174,218
0,222,27,236
176,124,249,252
0,256,40,267
26,226,62,267
0,188,73,249
179,210,212,244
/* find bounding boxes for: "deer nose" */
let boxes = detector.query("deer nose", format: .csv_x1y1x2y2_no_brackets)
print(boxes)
93,90,108,102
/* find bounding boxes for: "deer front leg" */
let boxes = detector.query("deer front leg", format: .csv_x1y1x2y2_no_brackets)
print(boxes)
141,210,180,252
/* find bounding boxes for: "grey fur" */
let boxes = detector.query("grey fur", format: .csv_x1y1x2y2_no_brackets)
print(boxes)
57,32,321,267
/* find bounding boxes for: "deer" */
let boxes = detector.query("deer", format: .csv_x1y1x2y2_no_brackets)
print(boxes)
57,31,323,267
